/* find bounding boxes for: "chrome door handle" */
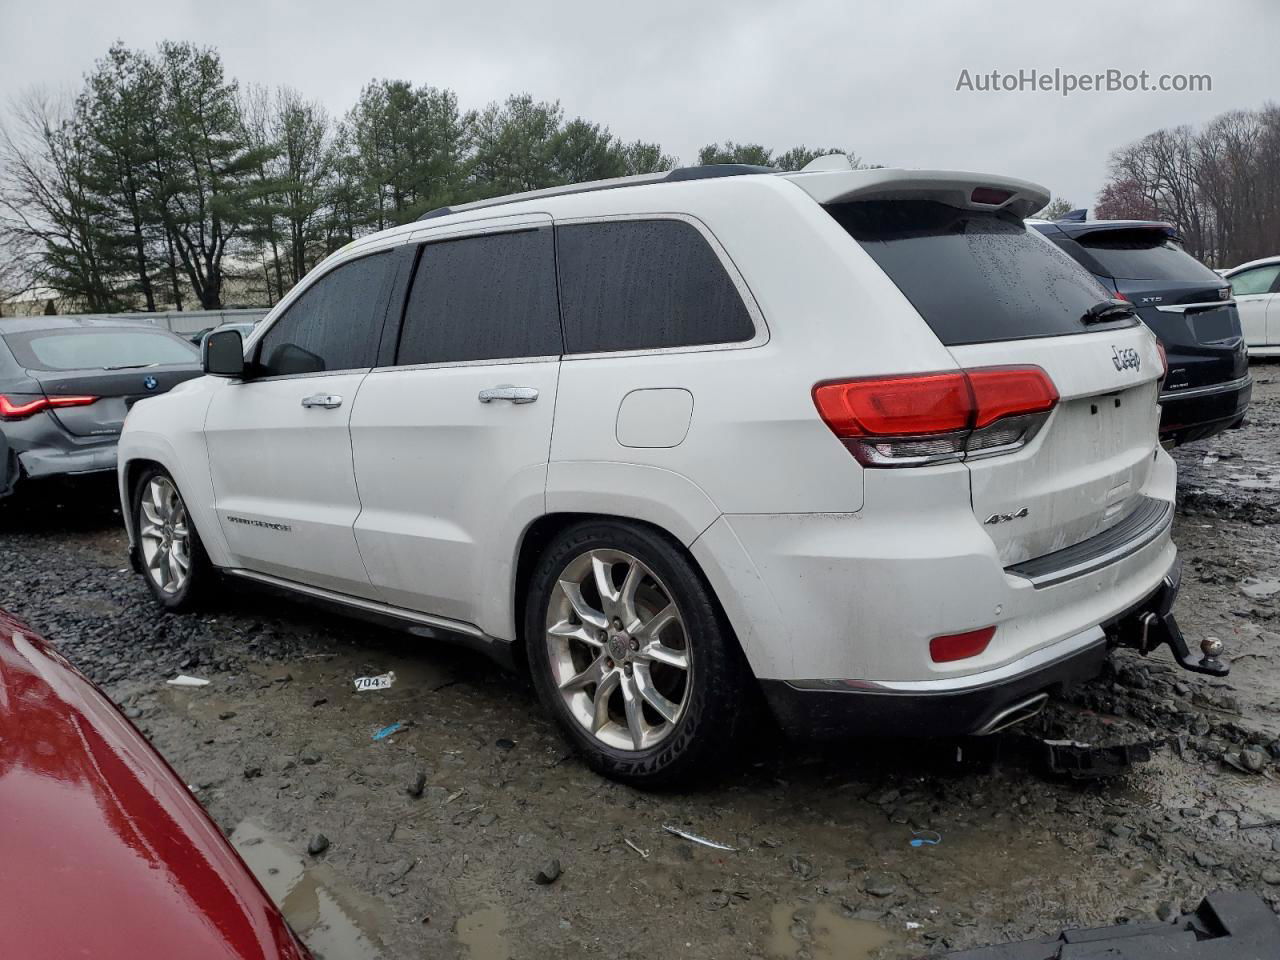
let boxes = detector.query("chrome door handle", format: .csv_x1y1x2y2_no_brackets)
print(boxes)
478,386,538,404
301,393,343,409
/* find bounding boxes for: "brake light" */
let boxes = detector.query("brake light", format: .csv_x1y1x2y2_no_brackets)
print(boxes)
1113,291,1129,302
813,366,1058,467
0,394,98,420
930,626,996,663
970,187,1013,206
1154,340,1168,380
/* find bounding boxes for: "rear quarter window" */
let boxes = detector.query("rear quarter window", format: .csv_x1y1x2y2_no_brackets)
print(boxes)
1075,230,1223,284
829,199,1119,346
3,328,198,371
556,219,756,354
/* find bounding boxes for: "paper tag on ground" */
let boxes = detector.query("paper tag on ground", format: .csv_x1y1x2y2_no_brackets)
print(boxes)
354,672,395,692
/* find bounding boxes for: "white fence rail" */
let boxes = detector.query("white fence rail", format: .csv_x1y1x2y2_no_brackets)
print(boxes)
51,308,269,337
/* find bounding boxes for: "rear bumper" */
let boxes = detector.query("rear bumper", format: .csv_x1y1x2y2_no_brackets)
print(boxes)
0,415,118,496
761,558,1180,739
1159,374,1251,444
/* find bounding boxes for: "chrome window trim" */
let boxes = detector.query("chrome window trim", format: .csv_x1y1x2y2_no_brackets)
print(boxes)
232,367,373,385
785,625,1107,694
371,354,560,374
554,212,771,360
407,212,553,245
1160,373,1252,402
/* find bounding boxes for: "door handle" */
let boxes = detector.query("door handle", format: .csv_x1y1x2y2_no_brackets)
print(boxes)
478,386,538,404
301,393,343,409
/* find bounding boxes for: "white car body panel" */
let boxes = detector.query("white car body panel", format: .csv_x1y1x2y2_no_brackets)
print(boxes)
118,164,1183,734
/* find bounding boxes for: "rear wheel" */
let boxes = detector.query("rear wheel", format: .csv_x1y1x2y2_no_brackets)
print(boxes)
525,520,751,786
132,466,209,611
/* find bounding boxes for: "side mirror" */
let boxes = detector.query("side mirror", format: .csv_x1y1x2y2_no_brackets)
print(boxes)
203,329,245,377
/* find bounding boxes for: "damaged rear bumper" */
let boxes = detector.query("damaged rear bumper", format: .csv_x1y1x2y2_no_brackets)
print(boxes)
761,557,1210,739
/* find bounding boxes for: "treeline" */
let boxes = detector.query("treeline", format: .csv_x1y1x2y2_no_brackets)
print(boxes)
0,42,856,313
1096,103,1280,267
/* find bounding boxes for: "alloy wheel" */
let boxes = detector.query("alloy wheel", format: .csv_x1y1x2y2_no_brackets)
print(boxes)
138,476,192,595
545,548,693,752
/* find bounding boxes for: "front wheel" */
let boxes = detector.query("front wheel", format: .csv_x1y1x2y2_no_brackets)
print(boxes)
525,520,752,786
132,466,210,611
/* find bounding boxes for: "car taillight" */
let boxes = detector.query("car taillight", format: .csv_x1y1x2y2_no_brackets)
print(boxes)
0,394,98,420
812,366,1058,467
1155,340,1168,380
929,626,996,663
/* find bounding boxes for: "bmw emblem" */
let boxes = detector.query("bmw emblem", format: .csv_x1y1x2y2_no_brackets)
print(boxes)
143,375,158,391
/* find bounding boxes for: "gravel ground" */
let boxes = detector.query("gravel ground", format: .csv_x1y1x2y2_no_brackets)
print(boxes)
2,367,1278,960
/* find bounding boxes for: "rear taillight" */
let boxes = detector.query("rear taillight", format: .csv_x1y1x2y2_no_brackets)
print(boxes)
813,366,1058,467
0,394,97,421
930,626,996,663
1154,340,1168,380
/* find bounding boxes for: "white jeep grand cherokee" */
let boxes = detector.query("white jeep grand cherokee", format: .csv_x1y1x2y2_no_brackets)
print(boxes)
119,160,1208,785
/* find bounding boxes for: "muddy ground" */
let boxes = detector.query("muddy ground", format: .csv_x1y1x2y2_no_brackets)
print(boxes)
2,368,1278,960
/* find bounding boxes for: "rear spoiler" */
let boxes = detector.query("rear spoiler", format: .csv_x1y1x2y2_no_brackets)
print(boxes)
781,167,1050,219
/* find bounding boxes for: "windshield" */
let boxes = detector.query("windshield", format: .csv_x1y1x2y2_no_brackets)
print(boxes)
829,199,1122,346
1076,230,1223,283
4,328,198,371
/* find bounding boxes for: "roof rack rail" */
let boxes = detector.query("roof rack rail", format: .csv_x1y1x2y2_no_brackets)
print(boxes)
416,163,777,222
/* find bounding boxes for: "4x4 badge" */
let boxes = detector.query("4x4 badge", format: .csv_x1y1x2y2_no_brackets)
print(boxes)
985,507,1029,525
1112,346,1141,372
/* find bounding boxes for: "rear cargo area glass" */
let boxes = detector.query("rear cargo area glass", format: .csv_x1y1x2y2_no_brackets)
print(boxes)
4,330,197,371
1075,230,1223,283
828,199,1119,346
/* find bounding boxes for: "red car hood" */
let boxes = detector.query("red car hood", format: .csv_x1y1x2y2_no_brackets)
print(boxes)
0,609,309,960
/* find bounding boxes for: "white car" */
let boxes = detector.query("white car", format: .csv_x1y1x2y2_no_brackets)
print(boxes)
119,160,1210,785
1222,255,1280,356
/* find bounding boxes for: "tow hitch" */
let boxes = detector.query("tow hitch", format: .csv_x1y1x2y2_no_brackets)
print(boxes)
1113,569,1229,677
1136,610,1228,677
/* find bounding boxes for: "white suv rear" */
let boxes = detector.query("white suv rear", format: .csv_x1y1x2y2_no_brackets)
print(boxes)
119,160,1189,785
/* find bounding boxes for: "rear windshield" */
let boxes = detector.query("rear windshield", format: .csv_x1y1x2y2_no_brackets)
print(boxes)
829,199,1120,346
1075,230,1222,283
4,328,198,371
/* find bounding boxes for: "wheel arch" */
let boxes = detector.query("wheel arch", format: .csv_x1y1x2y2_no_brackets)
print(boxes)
509,511,754,677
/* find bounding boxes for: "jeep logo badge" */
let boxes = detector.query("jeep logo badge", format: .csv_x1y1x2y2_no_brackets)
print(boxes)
1111,346,1141,372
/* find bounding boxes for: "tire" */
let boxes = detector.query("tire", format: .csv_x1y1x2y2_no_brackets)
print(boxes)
524,519,752,787
131,465,210,611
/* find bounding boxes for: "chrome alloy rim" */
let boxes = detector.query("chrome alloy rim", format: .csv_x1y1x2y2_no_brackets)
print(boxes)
545,549,692,751
138,476,191,595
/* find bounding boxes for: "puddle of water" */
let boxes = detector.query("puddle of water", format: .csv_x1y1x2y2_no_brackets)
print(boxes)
767,903,896,959
231,821,389,960
456,905,511,960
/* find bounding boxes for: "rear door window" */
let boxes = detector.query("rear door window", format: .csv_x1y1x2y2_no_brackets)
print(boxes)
555,219,756,354
257,252,393,376
1074,230,1223,283
396,228,562,365
4,328,197,371
830,199,1120,346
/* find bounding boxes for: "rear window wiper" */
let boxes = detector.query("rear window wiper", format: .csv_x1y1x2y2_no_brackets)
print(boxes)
1081,299,1136,325
102,362,160,370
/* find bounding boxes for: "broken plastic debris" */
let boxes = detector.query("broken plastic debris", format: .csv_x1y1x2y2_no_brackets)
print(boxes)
353,671,395,692
623,838,650,859
166,674,210,687
662,824,737,851
909,830,942,847
372,722,403,741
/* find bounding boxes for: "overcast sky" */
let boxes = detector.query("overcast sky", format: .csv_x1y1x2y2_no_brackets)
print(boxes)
1,0,1275,207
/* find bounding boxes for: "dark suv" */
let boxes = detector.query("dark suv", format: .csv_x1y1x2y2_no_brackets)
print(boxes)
1032,216,1251,445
